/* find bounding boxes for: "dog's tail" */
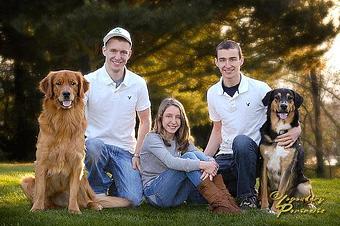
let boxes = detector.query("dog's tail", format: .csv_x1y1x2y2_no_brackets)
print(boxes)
80,176,131,208
95,195,131,208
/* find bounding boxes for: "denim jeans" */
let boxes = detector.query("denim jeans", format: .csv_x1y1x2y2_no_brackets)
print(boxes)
143,151,208,207
85,138,143,206
215,135,258,200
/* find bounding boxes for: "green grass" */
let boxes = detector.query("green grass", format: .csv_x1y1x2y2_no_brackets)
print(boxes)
0,163,339,226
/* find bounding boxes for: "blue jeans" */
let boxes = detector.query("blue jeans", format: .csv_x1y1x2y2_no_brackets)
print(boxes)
143,151,208,207
85,138,143,206
215,135,258,200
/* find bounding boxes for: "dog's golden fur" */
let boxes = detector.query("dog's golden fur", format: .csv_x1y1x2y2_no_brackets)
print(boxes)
259,88,313,213
21,70,130,214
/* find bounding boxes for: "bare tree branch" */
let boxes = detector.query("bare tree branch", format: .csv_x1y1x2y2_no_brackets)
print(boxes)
321,104,340,130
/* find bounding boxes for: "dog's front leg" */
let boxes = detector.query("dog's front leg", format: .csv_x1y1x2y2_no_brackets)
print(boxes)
271,157,294,212
68,166,82,214
260,158,270,209
31,163,46,211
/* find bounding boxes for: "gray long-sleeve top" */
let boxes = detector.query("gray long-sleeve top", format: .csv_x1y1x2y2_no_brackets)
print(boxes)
140,132,202,187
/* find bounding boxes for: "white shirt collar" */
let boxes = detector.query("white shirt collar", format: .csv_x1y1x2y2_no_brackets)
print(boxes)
100,65,133,87
217,73,249,95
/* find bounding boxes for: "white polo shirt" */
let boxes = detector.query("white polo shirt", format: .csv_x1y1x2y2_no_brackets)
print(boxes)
84,65,151,153
207,74,271,155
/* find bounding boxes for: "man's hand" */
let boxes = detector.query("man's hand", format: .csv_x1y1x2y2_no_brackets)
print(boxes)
275,125,301,148
132,156,141,171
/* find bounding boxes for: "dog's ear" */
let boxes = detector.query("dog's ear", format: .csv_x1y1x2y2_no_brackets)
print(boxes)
262,90,273,106
292,90,303,108
76,72,89,98
39,72,54,98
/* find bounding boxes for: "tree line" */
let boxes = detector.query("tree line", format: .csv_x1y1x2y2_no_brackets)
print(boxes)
0,0,339,177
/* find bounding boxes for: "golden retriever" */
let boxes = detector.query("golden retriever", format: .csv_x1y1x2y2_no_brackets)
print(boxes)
21,70,130,214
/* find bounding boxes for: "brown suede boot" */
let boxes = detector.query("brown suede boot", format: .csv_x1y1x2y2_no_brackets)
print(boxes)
213,175,240,211
198,178,241,214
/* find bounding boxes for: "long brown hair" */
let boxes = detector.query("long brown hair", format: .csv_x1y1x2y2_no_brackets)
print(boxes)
153,98,192,153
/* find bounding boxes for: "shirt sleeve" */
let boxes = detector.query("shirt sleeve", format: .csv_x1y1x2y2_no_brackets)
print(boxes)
207,88,221,121
136,79,151,112
143,133,200,172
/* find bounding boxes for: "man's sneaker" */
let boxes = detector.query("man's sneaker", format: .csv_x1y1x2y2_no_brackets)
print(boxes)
239,196,258,209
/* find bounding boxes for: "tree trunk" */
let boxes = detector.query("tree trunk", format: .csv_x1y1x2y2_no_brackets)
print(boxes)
309,69,324,177
10,62,37,161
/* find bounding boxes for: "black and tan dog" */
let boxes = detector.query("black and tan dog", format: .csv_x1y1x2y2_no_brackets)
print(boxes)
259,88,312,213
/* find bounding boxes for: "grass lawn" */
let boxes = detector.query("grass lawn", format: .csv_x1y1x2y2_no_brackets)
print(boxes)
0,163,339,226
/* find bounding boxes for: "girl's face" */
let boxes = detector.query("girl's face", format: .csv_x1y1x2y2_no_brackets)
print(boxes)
162,105,181,139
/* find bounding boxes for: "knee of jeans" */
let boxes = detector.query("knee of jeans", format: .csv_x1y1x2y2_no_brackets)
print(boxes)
128,193,143,207
192,151,208,161
181,152,197,160
85,138,105,162
232,135,255,155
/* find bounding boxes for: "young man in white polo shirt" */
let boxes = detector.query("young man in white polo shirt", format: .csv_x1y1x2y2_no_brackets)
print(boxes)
84,27,151,207
204,40,301,209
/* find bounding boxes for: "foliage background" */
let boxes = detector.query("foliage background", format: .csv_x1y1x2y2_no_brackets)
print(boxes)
0,0,339,177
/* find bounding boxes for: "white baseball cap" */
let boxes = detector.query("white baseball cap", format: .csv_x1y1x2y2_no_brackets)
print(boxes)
103,27,132,47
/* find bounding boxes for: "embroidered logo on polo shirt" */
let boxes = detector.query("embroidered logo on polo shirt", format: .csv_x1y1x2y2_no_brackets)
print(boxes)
246,102,250,106
128,96,132,99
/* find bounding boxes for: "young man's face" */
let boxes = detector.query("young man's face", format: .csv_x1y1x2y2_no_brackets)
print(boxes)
102,38,132,74
215,48,244,82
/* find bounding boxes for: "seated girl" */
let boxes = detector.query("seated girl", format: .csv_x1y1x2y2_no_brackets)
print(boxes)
140,97,240,213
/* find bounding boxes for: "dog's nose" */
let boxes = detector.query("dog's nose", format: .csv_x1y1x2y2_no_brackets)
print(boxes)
280,103,288,111
62,92,70,99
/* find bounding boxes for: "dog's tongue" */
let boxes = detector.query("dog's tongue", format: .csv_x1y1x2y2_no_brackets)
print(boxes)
278,113,288,119
62,100,72,107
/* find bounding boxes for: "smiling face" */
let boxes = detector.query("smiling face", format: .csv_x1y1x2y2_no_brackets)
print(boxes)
102,38,132,76
215,48,244,86
161,105,182,140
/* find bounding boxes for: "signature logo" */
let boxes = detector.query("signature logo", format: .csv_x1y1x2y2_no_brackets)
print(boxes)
128,96,132,99
270,191,325,218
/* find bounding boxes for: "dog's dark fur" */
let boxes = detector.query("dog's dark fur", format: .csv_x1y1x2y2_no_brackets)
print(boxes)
259,88,312,212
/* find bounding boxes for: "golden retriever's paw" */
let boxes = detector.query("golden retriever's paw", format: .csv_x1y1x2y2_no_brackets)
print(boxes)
88,202,103,211
68,208,82,214
30,205,44,212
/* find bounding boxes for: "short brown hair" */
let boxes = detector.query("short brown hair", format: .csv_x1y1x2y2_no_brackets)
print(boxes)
216,40,243,59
